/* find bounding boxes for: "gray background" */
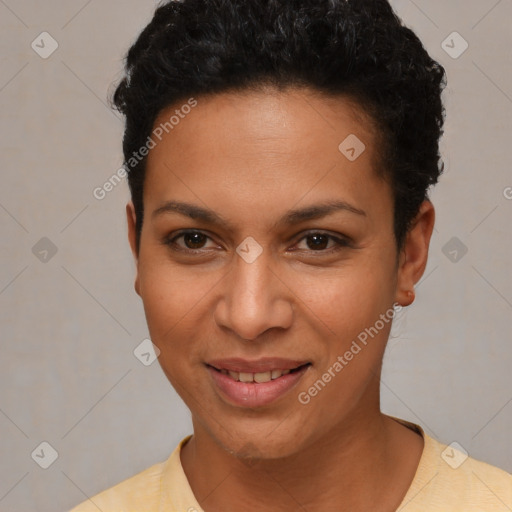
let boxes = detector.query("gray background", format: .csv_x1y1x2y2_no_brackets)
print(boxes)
1,1,511,511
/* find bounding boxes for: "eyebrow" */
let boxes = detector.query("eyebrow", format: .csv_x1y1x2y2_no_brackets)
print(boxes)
151,199,366,229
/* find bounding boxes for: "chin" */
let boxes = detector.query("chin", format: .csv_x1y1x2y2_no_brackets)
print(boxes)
229,440,297,462
212,424,310,463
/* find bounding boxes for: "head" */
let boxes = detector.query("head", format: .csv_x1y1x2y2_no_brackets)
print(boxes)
112,0,445,458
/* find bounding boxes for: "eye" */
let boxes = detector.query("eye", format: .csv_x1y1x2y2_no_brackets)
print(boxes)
164,230,218,252
292,232,351,253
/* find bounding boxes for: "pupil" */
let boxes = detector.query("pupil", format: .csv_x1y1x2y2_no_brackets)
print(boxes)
307,234,328,250
185,233,206,249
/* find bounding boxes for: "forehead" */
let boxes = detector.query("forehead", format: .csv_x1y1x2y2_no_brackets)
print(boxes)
150,86,378,162
143,87,391,228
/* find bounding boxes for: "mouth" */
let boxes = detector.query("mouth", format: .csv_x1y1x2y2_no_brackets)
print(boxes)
206,363,311,383
205,359,312,408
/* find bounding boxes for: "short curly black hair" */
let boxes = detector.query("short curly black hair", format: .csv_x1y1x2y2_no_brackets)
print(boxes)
111,0,446,254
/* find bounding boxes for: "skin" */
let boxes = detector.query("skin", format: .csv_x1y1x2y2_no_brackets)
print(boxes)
126,86,435,511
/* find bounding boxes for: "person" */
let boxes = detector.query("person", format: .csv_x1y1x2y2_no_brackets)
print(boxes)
71,0,512,510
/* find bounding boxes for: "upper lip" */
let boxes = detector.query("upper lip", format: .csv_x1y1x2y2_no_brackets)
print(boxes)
206,357,310,373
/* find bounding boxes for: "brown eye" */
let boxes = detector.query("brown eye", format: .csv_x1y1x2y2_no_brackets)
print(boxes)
294,232,350,252
164,230,217,252
182,232,208,249
305,234,330,250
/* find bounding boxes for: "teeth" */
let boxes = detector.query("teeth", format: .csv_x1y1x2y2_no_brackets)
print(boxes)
221,368,296,382
254,371,272,383
271,369,282,379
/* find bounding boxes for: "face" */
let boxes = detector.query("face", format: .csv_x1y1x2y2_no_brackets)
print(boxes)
127,87,432,459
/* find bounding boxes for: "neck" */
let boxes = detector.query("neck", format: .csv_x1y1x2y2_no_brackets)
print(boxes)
180,409,423,512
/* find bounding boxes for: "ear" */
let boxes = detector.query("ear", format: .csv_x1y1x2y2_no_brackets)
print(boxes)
394,200,435,307
126,201,141,297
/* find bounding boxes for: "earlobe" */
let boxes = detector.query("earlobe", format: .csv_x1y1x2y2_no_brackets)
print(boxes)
126,201,141,297
395,200,435,307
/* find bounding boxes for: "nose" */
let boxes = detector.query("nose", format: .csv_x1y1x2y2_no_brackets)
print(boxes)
213,248,294,341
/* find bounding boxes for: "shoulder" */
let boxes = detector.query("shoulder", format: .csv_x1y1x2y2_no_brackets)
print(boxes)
69,434,201,512
69,459,165,512
390,416,512,511
400,429,512,511
425,435,512,509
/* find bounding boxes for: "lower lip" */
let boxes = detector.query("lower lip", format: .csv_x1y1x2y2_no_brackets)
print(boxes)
207,365,310,408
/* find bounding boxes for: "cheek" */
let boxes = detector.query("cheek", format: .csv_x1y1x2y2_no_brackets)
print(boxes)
138,258,214,346
293,259,395,340
138,262,211,396
294,272,395,424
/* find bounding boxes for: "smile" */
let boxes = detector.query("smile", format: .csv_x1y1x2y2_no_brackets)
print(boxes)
210,365,310,383
206,362,312,407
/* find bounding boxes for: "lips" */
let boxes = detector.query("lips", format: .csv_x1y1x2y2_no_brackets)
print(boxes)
205,358,312,407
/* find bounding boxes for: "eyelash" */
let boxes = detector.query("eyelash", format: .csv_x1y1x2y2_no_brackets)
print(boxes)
163,230,352,255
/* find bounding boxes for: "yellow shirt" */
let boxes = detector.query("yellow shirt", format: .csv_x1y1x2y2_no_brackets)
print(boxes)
70,417,512,511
